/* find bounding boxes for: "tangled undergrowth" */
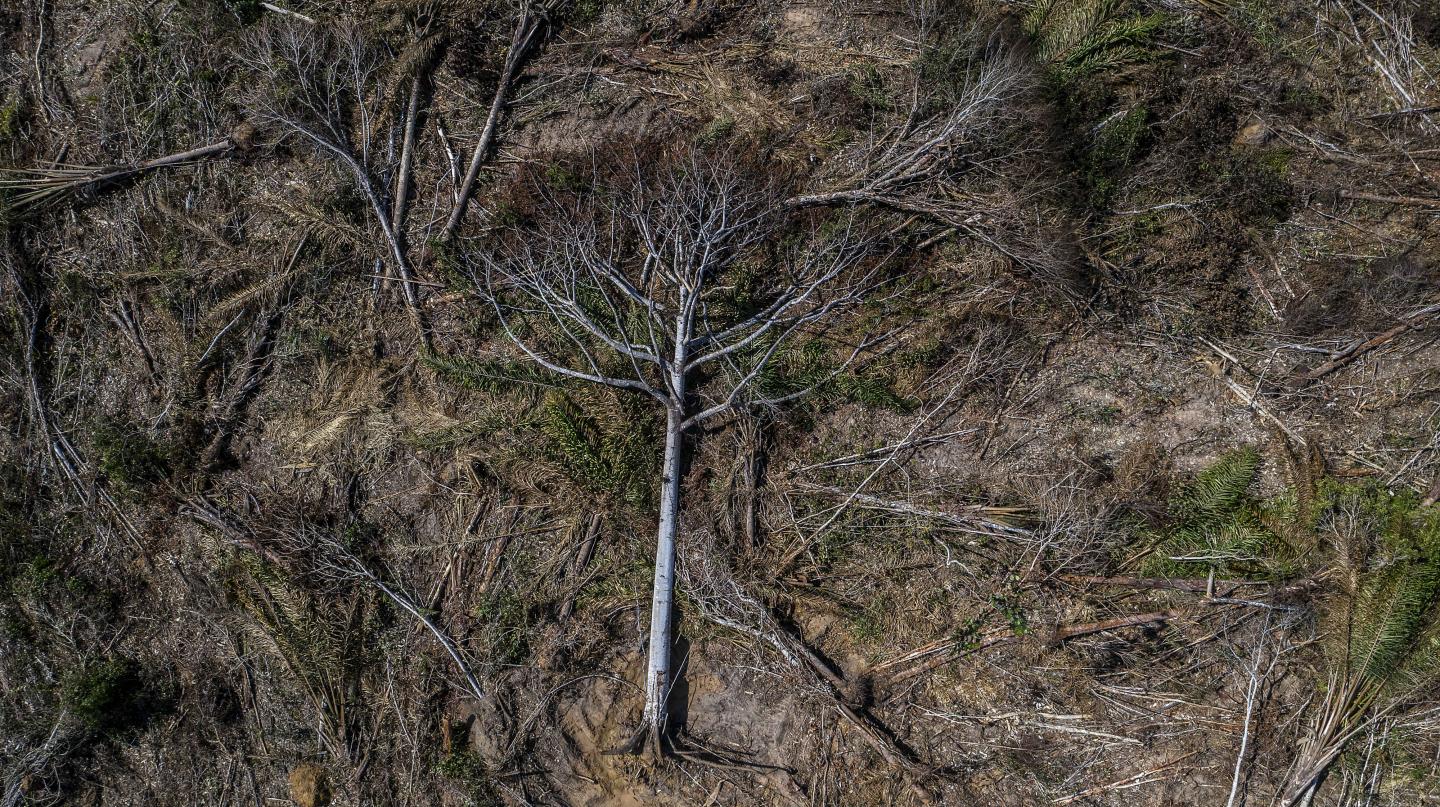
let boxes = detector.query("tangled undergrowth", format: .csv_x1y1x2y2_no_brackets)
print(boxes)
3,0,1440,805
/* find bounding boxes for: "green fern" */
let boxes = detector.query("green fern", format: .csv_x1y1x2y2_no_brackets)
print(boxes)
539,391,658,508
1145,448,1290,577
1023,0,1166,85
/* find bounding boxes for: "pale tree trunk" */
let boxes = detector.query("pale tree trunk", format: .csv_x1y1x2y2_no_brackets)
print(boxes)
441,11,537,240
642,400,684,742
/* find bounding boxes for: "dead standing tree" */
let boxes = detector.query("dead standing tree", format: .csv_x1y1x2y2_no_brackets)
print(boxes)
476,150,890,753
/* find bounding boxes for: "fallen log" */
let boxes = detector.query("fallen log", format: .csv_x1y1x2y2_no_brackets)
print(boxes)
1295,301,1440,382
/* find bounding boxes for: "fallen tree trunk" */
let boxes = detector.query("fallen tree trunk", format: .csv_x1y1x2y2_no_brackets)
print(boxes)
1295,301,1440,382
1,138,236,209
441,10,541,240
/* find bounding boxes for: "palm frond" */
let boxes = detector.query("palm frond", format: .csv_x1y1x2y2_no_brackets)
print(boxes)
1147,448,1282,577
1024,0,1165,83
1347,560,1440,683
230,558,374,766
1285,491,1440,805
265,196,370,249
1171,447,1261,523
425,354,556,394
376,33,445,130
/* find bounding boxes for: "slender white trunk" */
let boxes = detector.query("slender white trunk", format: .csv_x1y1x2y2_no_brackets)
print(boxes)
390,73,423,235
643,400,685,738
441,12,535,240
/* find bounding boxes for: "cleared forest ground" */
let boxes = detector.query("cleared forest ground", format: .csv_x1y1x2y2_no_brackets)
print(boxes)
3,1,1440,805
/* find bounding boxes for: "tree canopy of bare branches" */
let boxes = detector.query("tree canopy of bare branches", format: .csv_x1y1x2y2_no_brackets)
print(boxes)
476,146,894,751
241,19,434,347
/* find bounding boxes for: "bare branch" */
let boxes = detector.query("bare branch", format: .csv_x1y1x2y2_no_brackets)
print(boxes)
316,535,487,703
442,7,543,239
241,19,433,348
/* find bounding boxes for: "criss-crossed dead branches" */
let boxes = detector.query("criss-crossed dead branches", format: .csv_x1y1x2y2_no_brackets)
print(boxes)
242,19,432,348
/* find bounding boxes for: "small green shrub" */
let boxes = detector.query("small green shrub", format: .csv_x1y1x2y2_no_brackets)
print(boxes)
1234,0,1282,52
698,115,736,146
1080,105,1149,209
484,199,526,230
472,590,530,666
848,594,889,643
225,0,262,25
991,594,1029,637
567,0,609,28
1024,0,1166,87
1145,448,1288,577
0,96,22,144
914,20,986,113
539,391,658,508
92,418,172,492
576,550,653,610
63,657,145,733
755,339,912,412
1319,481,1440,568
847,65,892,113
896,337,944,370
10,556,65,599
1280,82,1329,118
542,162,588,193
437,750,501,806
951,615,985,650
1223,148,1293,222
709,262,764,322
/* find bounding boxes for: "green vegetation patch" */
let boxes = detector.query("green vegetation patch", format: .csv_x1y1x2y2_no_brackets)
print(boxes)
92,417,173,492
1144,448,1291,578
540,391,659,509
1024,0,1167,87
62,657,147,734
437,750,501,806
1081,105,1150,209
